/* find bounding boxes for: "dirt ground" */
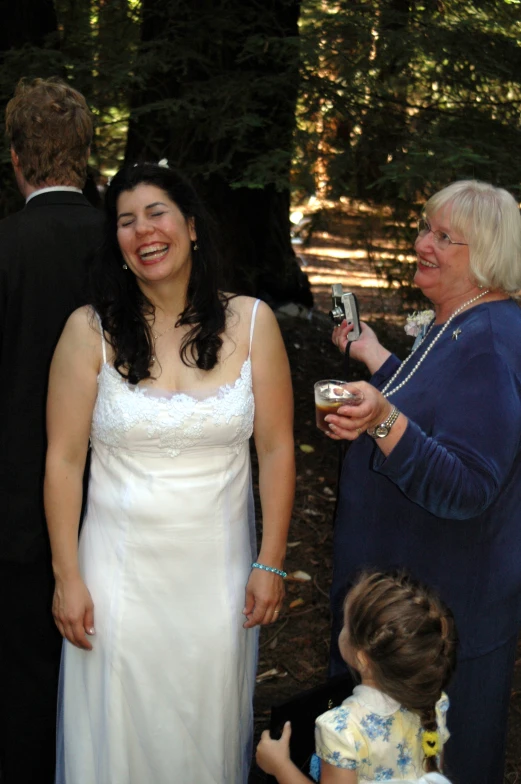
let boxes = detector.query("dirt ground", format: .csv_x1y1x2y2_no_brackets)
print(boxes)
248,228,521,783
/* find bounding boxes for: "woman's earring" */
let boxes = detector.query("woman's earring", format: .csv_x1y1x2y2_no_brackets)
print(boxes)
193,242,199,251
122,263,128,270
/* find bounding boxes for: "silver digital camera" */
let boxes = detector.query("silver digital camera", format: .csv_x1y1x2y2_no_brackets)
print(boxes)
329,284,361,341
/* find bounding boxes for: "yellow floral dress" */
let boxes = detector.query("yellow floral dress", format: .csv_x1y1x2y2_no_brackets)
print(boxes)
314,685,449,782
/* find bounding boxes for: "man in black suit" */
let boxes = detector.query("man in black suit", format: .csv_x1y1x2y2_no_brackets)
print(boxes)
0,78,104,784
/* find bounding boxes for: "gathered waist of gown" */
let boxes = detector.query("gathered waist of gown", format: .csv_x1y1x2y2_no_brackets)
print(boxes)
90,432,252,460
83,438,254,542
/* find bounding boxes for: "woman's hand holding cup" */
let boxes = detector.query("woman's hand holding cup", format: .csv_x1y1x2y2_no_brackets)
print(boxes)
314,380,364,433
323,381,392,440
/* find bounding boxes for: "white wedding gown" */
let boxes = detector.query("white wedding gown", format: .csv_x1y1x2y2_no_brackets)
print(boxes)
55,302,260,784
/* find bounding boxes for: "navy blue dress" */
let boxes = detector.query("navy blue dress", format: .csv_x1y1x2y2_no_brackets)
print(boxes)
330,300,521,782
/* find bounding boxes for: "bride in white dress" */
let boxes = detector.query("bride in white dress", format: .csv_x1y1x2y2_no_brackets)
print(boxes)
44,163,295,784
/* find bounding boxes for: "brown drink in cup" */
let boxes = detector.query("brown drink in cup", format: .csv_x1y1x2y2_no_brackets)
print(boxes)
314,380,363,433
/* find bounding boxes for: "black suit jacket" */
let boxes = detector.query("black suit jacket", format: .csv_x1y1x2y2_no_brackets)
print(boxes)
0,191,104,562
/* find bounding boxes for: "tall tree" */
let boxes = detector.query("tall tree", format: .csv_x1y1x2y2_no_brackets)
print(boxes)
54,0,140,175
296,0,521,295
0,0,62,214
352,0,412,200
125,0,312,306
0,0,58,51
297,0,521,203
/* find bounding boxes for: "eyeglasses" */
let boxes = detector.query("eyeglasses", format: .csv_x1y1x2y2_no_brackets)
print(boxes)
417,218,468,250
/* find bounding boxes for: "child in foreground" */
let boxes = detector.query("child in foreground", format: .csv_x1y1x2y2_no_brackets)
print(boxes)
256,570,457,783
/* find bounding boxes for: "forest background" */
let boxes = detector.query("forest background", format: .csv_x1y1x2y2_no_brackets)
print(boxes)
2,1,521,779
1,0,520,305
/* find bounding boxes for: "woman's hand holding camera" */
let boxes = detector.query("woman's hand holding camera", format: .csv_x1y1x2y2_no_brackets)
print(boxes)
332,320,391,375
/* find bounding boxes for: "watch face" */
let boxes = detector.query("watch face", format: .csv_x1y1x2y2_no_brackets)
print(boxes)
375,425,389,438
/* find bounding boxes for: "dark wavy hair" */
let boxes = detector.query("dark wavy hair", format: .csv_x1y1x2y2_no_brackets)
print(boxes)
344,570,458,774
89,163,228,384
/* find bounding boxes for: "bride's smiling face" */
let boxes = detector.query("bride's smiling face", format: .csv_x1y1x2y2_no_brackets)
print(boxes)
116,184,197,288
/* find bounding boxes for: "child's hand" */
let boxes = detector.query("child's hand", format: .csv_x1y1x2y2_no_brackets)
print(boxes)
256,721,292,775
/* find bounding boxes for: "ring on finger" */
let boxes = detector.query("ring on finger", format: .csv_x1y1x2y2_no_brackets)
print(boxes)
356,427,362,435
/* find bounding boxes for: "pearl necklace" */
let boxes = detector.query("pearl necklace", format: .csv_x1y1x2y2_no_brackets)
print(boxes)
382,290,490,398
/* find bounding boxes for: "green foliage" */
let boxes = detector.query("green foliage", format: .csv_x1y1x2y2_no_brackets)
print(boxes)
0,0,140,216
296,0,521,204
125,0,301,192
295,0,521,291
55,0,140,173
1,0,519,299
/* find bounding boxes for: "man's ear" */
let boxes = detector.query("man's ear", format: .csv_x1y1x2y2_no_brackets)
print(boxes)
10,146,20,169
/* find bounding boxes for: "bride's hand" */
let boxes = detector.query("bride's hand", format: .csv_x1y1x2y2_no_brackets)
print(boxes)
52,575,95,650
243,568,285,628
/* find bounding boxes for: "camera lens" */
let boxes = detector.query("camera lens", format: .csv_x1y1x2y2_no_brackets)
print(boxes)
329,305,344,324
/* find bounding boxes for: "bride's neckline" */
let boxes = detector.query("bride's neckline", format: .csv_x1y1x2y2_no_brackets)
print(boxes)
100,356,251,402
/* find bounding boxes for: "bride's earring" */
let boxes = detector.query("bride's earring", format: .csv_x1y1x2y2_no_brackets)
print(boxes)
122,264,128,270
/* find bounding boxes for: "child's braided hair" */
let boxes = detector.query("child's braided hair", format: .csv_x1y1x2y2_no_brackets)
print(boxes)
344,570,458,773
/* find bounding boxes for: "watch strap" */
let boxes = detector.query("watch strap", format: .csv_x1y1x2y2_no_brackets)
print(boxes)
367,405,400,439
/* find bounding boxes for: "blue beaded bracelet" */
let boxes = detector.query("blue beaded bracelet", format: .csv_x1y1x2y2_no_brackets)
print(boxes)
251,562,287,579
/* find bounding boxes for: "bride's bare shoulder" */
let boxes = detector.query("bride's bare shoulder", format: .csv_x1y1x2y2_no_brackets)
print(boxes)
223,294,270,322
61,305,103,350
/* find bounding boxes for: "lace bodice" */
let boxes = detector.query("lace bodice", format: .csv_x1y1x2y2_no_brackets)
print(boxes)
91,359,255,458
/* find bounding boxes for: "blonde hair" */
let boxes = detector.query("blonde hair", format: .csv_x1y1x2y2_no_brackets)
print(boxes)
5,77,92,188
425,180,521,294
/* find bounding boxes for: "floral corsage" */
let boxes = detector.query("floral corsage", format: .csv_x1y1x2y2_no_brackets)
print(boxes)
405,310,435,351
404,310,435,337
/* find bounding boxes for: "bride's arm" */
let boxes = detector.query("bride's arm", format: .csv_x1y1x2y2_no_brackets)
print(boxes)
44,306,100,650
243,301,295,628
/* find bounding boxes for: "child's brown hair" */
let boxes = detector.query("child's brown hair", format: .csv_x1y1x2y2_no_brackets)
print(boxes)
344,570,457,773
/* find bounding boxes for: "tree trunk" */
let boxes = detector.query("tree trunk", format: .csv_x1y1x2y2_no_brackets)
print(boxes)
354,0,412,202
0,0,57,50
0,0,60,217
125,0,312,307
91,0,139,173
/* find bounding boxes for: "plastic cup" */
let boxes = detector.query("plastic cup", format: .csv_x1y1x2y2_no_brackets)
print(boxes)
314,380,363,433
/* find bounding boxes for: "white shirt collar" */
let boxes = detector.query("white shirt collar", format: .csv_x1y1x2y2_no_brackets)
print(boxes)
352,684,401,716
26,186,83,203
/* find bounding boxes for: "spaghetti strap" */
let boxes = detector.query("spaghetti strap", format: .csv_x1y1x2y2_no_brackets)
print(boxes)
248,299,260,357
95,312,107,365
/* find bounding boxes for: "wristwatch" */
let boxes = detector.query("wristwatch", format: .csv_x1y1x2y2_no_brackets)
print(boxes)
367,406,400,439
